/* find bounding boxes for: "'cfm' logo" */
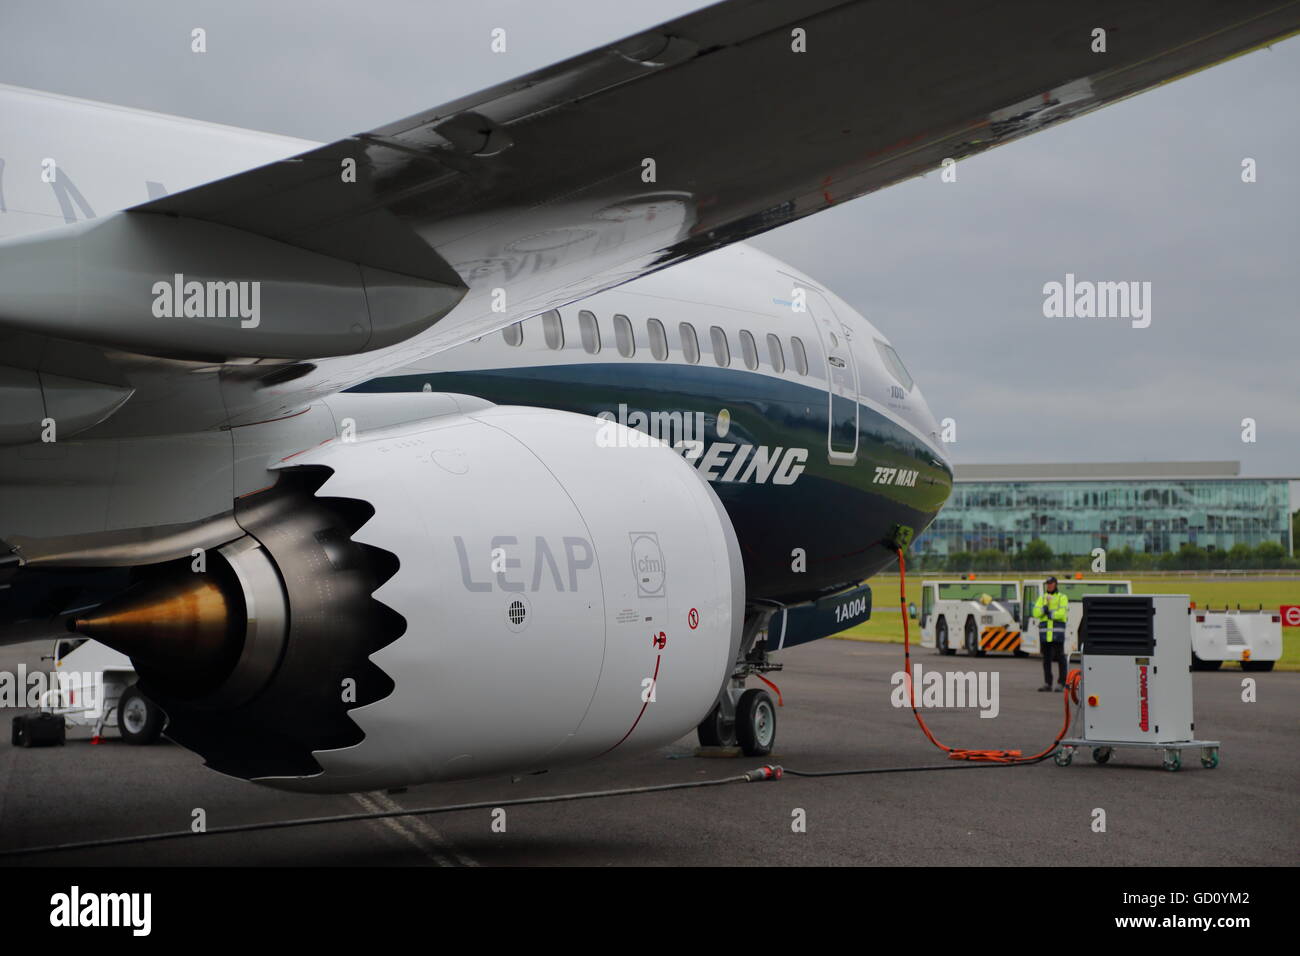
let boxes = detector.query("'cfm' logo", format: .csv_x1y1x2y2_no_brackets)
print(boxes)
630,532,666,598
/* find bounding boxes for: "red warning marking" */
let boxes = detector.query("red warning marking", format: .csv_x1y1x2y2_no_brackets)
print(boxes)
599,654,662,757
688,608,699,629
754,672,783,707
652,631,666,649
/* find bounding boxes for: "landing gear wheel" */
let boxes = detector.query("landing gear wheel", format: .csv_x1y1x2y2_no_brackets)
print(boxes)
936,619,955,656
1092,747,1112,765
964,618,984,657
1162,749,1181,772
118,686,163,745
1200,748,1219,769
1053,747,1073,767
696,702,737,748
735,689,776,757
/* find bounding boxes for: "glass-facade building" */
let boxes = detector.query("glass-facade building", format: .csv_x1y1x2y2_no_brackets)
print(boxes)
914,461,1294,557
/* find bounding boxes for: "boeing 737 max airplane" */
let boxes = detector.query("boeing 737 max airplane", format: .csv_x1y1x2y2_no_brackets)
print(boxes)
0,1,1295,791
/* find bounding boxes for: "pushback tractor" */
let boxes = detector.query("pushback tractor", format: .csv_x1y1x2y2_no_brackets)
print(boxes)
918,579,1022,656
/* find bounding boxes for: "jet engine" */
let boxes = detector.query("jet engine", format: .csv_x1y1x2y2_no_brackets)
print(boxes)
76,406,744,792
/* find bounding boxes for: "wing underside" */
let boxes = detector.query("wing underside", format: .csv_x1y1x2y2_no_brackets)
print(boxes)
1,0,1298,439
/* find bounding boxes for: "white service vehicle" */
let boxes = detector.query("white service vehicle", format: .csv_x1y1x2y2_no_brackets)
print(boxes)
39,638,164,744
919,579,1023,656
1020,578,1132,655
1189,607,1281,671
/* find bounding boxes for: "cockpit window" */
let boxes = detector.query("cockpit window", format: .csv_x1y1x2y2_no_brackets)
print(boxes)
874,339,913,391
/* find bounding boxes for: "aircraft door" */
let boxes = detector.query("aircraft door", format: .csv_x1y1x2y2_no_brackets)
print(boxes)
807,290,859,465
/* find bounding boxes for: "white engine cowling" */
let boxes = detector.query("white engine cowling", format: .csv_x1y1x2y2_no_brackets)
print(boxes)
261,405,744,792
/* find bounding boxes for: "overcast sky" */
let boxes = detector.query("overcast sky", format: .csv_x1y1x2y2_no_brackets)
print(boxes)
2,0,1297,484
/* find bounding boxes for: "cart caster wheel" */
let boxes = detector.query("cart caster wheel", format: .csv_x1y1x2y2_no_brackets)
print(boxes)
1053,748,1073,767
1092,747,1112,765
1162,750,1181,772
1200,748,1219,769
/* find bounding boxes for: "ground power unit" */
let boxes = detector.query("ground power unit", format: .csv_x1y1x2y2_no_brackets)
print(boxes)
1055,594,1219,772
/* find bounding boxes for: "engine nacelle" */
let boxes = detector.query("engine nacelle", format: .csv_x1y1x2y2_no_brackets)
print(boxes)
115,406,744,792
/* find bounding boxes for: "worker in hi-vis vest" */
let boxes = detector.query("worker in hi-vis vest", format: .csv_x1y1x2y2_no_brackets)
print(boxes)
1033,575,1069,691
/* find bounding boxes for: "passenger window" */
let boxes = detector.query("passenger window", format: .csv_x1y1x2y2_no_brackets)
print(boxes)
502,322,523,347
647,318,668,361
710,326,730,367
680,322,700,365
614,314,635,358
542,310,564,350
791,336,809,375
578,310,601,354
739,329,759,370
766,333,785,373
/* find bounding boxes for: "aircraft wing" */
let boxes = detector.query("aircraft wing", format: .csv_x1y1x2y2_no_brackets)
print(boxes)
2,0,1298,439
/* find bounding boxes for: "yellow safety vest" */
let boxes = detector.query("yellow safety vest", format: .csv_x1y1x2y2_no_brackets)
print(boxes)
1033,592,1069,642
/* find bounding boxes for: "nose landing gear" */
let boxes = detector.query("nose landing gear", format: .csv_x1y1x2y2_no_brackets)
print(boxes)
696,610,781,756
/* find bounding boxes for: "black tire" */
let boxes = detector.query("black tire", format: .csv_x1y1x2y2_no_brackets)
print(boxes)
1012,648,1028,658
696,701,737,748
12,714,64,747
735,689,776,757
1191,652,1221,671
1241,660,1274,672
118,685,163,745
964,617,984,657
936,618,955,656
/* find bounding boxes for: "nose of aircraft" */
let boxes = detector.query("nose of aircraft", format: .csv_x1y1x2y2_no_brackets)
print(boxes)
891,380,954,541
910,384,947,461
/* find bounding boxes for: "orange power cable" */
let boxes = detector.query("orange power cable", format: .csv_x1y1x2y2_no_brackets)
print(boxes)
897,548,1079,763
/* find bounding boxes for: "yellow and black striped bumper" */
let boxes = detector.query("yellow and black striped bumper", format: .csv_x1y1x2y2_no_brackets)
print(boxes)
979,626,1021,652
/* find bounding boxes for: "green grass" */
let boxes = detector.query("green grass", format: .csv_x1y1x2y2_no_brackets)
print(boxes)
835,573,1300,671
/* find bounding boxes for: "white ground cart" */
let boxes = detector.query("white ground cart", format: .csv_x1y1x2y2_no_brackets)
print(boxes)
36,637,164,744
1054,594,1220,772
918,579,1023,656
1189,606,1282,671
